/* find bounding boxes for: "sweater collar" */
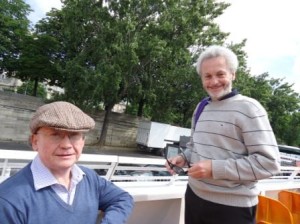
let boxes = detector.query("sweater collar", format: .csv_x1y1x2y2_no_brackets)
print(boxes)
219,89,239,100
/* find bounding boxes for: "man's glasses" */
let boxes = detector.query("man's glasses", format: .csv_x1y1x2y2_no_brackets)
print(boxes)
164,144,191,175
36,131,84,144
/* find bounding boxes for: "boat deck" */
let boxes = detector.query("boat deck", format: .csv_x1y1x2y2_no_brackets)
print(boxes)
1,149,300,224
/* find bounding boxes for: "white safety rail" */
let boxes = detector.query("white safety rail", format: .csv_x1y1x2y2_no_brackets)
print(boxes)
1,149,300,224
0,149,188,182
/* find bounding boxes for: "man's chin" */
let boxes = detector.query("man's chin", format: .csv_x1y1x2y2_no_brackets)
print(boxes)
208,93,224,101
208,89,230,101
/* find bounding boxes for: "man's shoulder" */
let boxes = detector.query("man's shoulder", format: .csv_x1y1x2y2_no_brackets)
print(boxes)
234,94,257,102
0,166,33,197
232,94,267,116
232,94,263,107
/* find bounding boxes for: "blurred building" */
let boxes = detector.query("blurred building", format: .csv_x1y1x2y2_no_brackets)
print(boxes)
0,72,22,92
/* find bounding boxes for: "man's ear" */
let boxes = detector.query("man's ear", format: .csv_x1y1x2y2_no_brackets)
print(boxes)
232,72,236,81
30,134,38,151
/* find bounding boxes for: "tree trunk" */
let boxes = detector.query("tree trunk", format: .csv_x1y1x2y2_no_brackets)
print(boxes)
33,78,38,96
98,104,114,147
137,98,145,117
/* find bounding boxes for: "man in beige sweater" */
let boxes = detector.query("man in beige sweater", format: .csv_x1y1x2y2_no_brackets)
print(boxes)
166,45,281,224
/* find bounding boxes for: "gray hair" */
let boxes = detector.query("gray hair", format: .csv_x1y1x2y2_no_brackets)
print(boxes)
196,45,239,75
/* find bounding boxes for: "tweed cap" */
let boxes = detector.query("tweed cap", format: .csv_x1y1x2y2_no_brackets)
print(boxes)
30,101,95,133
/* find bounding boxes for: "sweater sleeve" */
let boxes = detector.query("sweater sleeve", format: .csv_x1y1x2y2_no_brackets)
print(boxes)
0,198,25,224
212,100,281,181
184,102,199,161
97,177,134,224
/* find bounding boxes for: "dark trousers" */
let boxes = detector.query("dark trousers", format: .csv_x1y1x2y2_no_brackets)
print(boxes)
185,185,257,224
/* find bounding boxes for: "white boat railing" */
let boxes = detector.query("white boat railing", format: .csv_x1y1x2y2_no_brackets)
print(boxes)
0,149,189,185
1,149,299,183
1,149,300,224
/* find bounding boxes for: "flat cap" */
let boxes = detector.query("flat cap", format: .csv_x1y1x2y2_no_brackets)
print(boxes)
30,101,95,133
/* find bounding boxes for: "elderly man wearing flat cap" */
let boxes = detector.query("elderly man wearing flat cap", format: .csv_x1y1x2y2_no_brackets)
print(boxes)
0,101,134,224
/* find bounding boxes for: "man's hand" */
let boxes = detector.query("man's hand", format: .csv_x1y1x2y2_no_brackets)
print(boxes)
188,160,212,179
165,155,186,175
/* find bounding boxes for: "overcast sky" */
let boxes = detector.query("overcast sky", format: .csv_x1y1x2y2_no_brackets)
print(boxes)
217,0,300,93
25,0,299,93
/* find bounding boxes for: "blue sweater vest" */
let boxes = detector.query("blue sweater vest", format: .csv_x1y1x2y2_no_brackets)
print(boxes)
0,163,133,224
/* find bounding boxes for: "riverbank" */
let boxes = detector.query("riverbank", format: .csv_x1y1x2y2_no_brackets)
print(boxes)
0,140,160,158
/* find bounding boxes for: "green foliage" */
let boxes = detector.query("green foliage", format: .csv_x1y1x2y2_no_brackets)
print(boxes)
284,112,300,147
266,77,300,146
18,34,61,80
115,0,229,126
16,34,61,96
17,81,47,99
0,0,31,74
37,0,230,116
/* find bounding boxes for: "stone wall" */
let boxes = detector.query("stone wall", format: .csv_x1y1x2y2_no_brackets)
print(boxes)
0,92,142,149
0,92,44,142
105,112,141,148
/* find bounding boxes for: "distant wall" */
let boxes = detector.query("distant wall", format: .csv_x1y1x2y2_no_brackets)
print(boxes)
0,92,44,142
0,92,142,149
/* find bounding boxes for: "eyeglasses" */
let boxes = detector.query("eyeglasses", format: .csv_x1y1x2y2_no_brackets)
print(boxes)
164,145,191,175
36,131,84,144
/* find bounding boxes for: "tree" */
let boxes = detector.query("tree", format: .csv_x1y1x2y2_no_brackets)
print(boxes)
285,112,300,147
17,34,61,96
266,77,300,144
0,0,31,74
118,0,230,124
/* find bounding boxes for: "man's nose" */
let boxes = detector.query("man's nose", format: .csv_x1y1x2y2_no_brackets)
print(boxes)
210,76,219,84
60,134,73,145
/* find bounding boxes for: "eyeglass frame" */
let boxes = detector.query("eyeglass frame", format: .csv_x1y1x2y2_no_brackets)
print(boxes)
164,145,191,175
35,129,85,144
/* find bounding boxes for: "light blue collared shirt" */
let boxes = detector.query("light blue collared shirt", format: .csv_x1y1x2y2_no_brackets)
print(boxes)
30,155,85,205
